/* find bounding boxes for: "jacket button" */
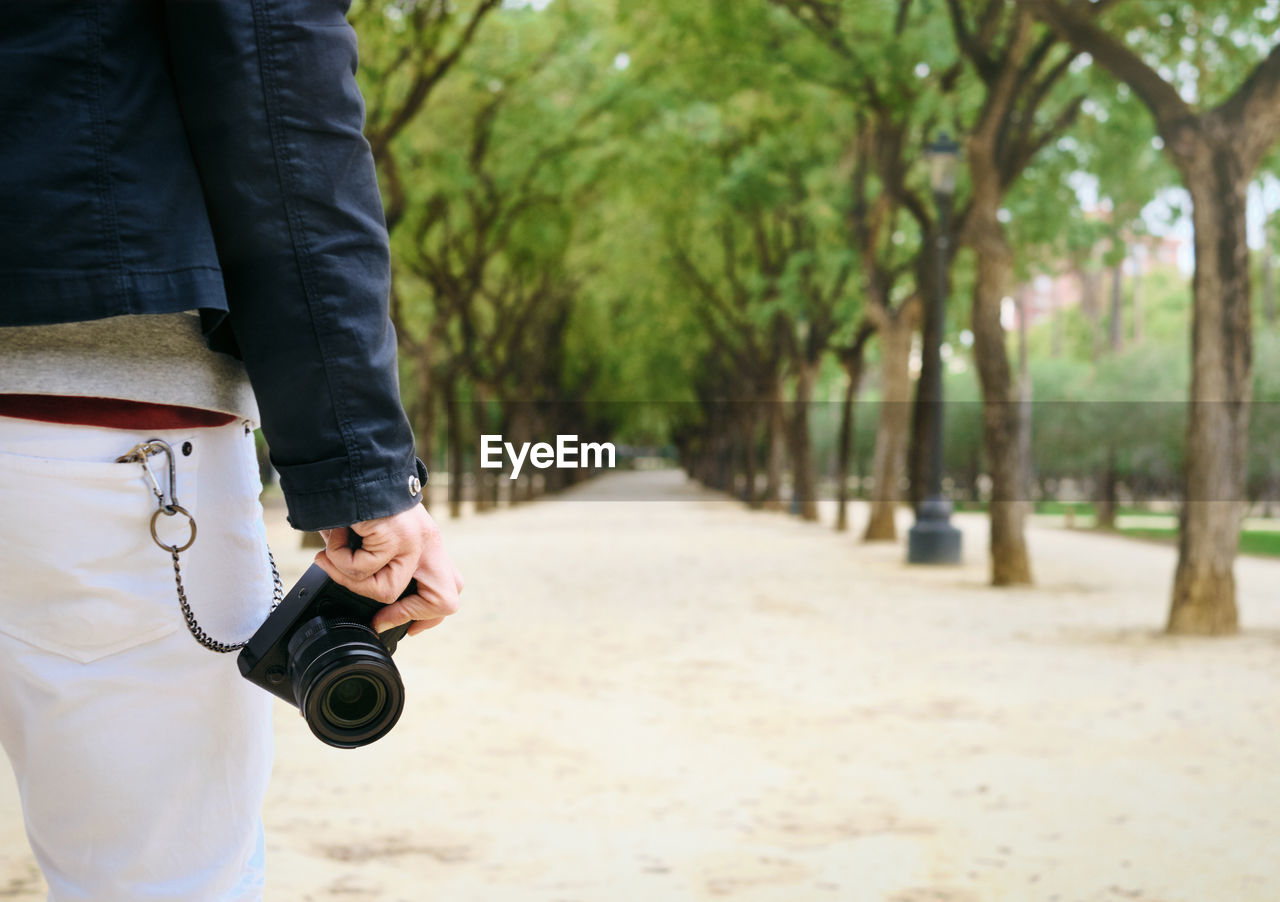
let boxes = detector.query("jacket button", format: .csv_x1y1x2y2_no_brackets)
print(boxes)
408,475,422,497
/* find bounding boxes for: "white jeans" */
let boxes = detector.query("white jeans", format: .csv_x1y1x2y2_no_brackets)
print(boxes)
0,417,275,901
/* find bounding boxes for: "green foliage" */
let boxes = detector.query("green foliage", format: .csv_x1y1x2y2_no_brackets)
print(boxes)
1100,1,1280,109
349,0,1280,510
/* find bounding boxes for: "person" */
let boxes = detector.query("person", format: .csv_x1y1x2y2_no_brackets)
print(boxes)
0,2,462,899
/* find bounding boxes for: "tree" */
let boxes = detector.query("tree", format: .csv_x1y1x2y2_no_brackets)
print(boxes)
1026,0,1280,634
834,322,875,530
353,0,503,500
355,0,503,232
944,0,1090,585
619,0,866,516
360,2,633,513
764,0,957,541
662,97,859,516
845,113,926,541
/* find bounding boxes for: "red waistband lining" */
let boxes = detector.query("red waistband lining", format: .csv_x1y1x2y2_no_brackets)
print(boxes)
0,395,238,430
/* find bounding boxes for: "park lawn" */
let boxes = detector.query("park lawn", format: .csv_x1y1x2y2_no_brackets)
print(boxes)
955,500,1155,518
1119,525,1280,558
953,500,1280,558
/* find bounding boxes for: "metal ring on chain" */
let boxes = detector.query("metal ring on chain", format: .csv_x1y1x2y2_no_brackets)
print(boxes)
122,438,284,654
150,504,197,553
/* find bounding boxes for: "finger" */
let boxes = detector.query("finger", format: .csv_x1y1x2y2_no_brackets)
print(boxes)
406,618,445,636
312,551,400,604
312,551,355,590
370,589,457,633
451,564,465,595
413,575,461,618
370,601,409,634
321,529,391,582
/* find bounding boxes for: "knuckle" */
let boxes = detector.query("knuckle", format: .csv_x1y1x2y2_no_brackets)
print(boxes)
437,593,461,617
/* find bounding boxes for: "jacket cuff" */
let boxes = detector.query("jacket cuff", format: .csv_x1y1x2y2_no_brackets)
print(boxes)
279,456,428,532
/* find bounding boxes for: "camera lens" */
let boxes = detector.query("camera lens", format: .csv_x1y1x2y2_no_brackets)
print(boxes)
322,674,386,729
286,616,405,749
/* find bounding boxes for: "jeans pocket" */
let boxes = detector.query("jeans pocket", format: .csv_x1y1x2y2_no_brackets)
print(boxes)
0,444,200,663
177,425,275,646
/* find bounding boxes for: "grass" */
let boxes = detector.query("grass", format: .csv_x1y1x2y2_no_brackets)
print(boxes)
953,499,1280,559
954,500,1153,517
1120,526,1280,558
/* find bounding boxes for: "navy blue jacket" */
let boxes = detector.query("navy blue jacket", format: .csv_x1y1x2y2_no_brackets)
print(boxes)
0,0,424,531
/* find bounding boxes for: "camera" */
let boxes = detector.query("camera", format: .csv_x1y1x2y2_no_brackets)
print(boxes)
238,564,413,749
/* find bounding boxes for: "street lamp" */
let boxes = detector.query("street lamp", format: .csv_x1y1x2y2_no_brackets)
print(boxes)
908,132,963,565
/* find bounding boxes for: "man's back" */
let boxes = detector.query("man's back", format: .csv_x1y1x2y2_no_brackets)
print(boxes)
0,1,227,326
0,3,462,899
1,0,423,532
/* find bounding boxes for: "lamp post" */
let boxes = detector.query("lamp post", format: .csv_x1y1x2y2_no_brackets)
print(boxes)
907,133,963,565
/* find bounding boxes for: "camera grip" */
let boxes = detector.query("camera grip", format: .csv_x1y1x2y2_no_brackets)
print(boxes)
379,619,412,654
376,578,417,654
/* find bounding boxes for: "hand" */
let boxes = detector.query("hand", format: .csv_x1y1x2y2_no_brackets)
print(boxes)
313,505,463,637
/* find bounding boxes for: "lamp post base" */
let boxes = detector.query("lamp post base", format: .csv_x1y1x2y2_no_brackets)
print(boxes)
907,497,963,564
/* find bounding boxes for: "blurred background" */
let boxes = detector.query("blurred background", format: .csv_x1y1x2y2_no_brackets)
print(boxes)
342,0,1280,631
8,1,1280,899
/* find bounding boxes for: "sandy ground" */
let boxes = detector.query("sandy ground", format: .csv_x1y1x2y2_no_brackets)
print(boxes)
4,468,1280,901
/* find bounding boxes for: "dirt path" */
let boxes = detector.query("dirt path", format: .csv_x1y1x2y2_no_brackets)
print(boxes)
4,468,1280,901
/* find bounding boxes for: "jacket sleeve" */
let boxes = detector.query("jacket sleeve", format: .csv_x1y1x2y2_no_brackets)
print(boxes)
160,0,424,531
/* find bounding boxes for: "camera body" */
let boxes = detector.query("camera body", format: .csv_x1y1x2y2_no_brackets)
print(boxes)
238,564,412,749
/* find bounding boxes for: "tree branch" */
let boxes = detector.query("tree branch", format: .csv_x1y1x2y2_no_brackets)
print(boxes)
1021,0,1191,134
894,0,913,37
1006,93,1085,191
368,0,502,154
946,0,997,82
1220,43,1280,171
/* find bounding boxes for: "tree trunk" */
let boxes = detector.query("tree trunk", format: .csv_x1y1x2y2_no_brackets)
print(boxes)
1167,143,1252,636
1017,290,1034,505
967,445,981,503
762,379,785,510
713,436,733,494
1079,266,1103,362
1095,447,1118,529
1264,245,1276,328
445,377,464,519
864,309,917,541
414,363,437,512
488,409,506,507
1051,288,1064,357
835,344,868,532
522,417,540,500
1109,259,1124,352
741,404,760,506
505,406,527,505
969,209,1033,585
789,360,820,522
1131,255,1145,344
472,387,494,513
